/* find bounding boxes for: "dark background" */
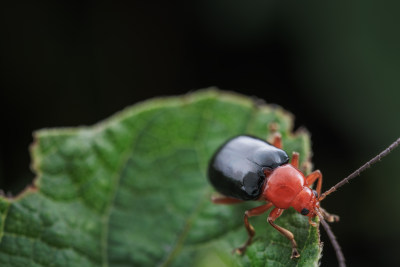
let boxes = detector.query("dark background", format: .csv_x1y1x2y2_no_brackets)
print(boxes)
1,1,400,266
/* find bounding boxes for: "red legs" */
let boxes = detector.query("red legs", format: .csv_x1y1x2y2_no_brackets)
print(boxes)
235,202,273,254
213,196,303,258
211,195,244,204
267,208,300,259
305,171,340,223
305,170,323,196
291,152,299,169
271,133,282,149
211,196,274,254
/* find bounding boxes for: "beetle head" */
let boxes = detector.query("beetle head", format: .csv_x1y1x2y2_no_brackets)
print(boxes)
291,187,319,218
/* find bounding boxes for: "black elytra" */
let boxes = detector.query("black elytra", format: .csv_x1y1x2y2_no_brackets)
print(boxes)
208,135,289,200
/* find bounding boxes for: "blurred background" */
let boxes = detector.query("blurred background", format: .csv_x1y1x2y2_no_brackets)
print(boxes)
1,1,400,266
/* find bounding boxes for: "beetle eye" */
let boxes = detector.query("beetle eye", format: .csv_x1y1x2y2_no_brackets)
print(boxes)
312,190,318,198
301,208,309,215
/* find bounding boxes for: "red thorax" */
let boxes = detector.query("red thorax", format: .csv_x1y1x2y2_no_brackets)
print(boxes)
262,164,318,217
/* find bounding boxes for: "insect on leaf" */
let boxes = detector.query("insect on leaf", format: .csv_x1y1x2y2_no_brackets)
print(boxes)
0,89,321,267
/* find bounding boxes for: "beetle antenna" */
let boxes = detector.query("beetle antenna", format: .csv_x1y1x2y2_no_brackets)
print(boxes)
319,137,400,201
316,208,346,267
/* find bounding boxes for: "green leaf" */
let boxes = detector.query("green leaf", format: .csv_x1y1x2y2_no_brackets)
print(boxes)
0,89,320,267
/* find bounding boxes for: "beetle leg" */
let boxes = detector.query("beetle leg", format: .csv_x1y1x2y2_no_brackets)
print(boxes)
271,133,282,149
320,207,340,223
308,216,318,227
291,152,299,168
235,202,273,254
305,171,340,223
211,195,244,204
305,170,323,196
300,161,312,175
268,207,300,259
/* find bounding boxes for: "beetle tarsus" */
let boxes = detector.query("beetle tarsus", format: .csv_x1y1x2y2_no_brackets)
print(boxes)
320,208,340,223
291,248,300,259
309,217,318,227
267,207,301,260
233,244,248,255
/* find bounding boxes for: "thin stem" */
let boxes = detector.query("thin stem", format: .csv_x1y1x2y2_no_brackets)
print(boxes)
319,137,400,201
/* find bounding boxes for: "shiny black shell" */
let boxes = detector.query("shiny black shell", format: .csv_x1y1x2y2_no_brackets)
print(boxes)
208,135,289,200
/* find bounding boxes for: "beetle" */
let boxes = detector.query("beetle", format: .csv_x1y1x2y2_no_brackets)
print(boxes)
208,134,337,258
208,133,400,266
